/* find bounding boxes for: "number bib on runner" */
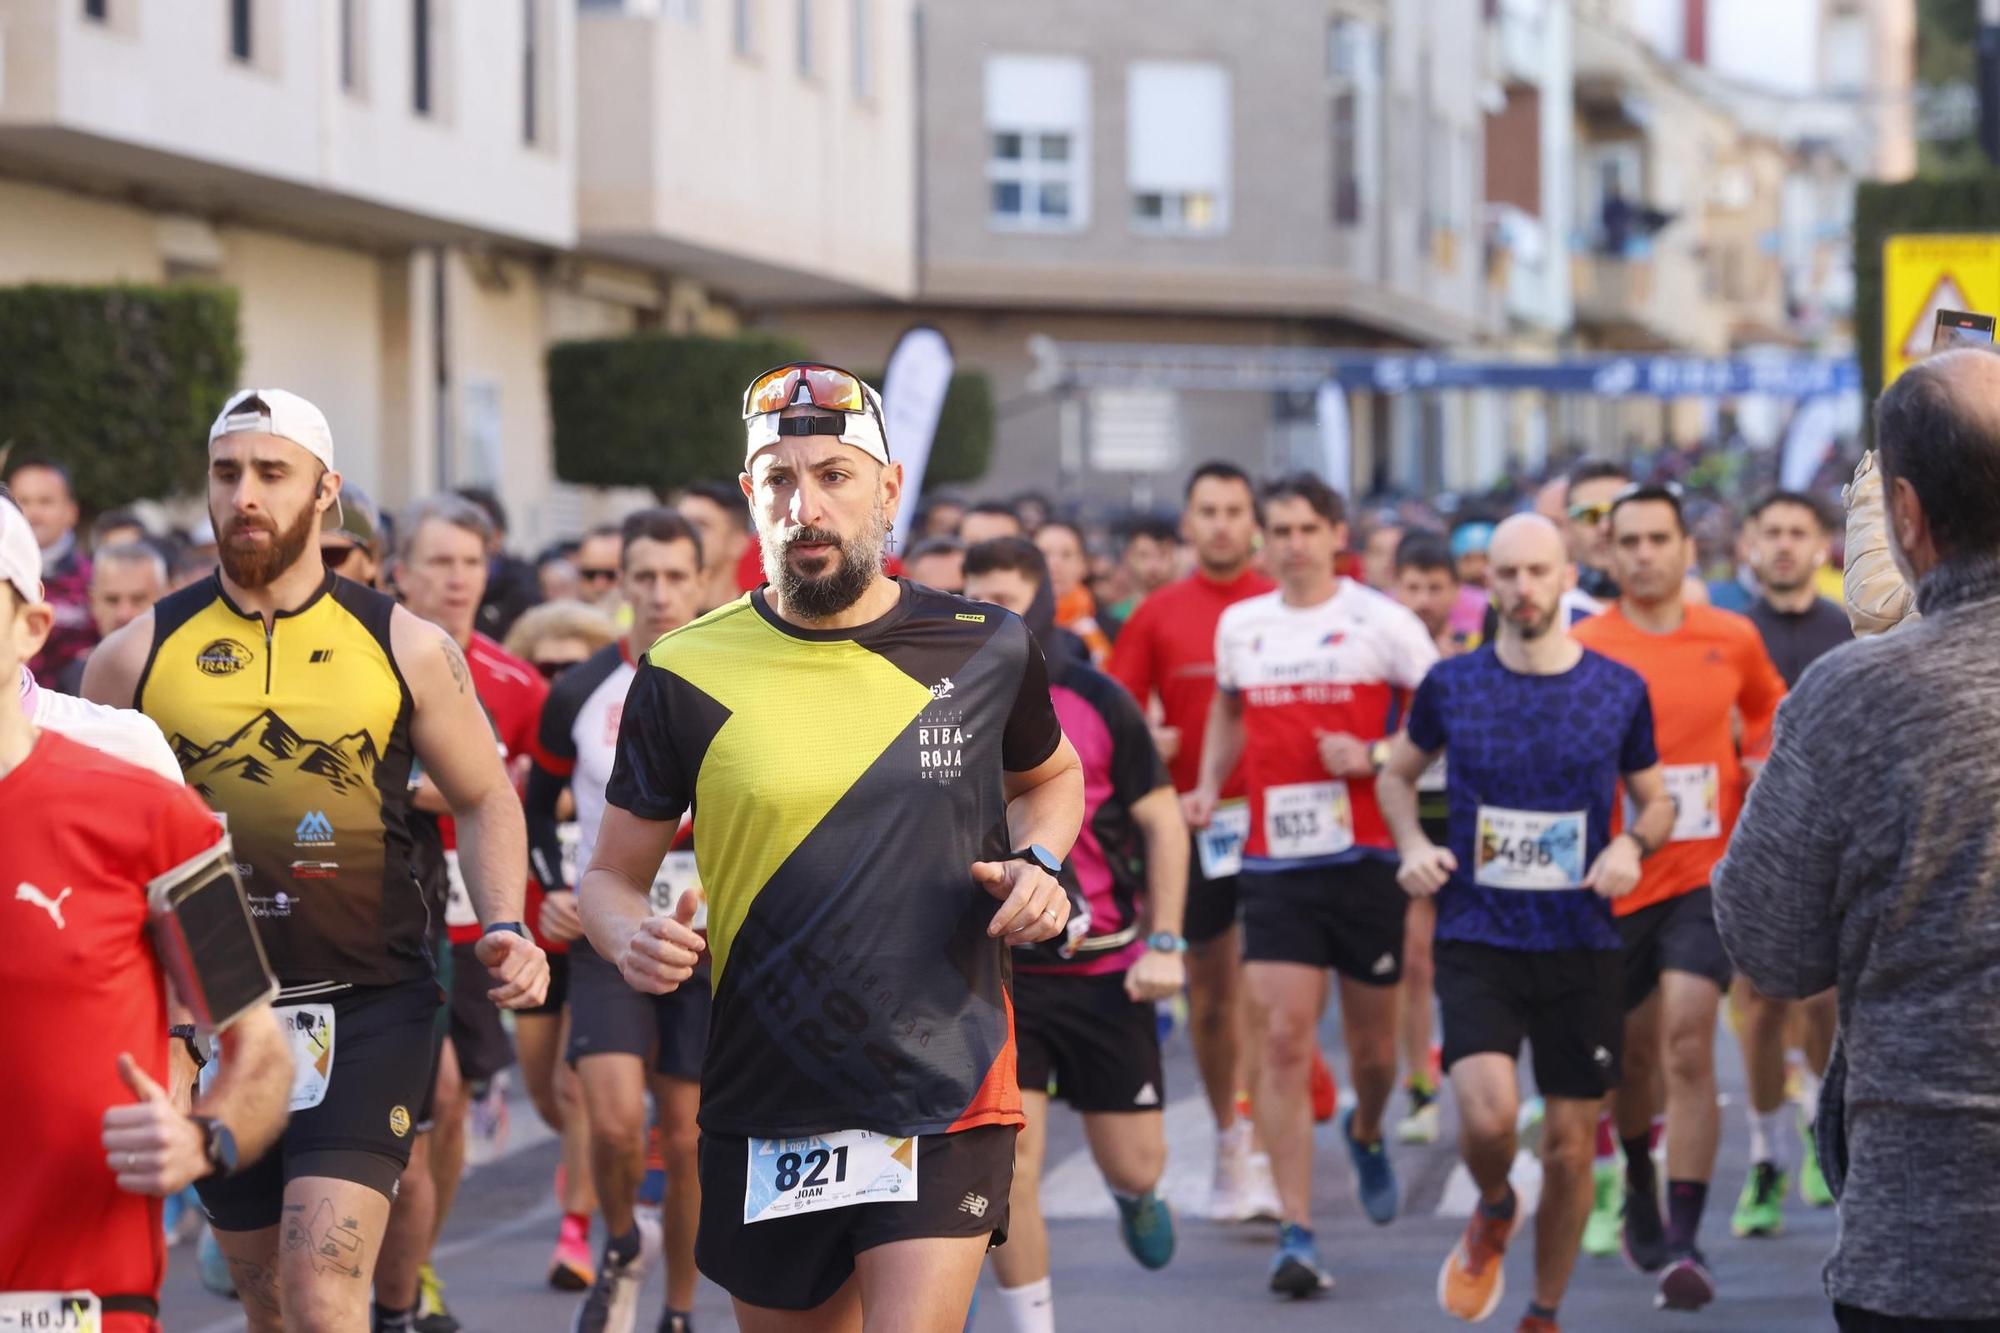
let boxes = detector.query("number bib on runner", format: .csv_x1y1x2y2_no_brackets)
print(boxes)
442,849,477,930
0,1293,101,1332
1628,764,1722,843
1262,782,1354,860
1196,799,1250,879
649,851,701,917
1474,807,1586,891
278,1003,336,1111
743,1129,918,1224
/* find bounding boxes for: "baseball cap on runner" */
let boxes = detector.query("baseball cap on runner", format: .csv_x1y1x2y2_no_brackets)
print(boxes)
0,492,44,604
208,388,344,528
742,363,891,469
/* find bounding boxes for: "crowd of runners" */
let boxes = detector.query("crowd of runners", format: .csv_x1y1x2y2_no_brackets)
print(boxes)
1,359,1898,1333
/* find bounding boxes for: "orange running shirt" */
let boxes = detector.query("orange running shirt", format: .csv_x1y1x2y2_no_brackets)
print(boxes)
1572,603,1786,916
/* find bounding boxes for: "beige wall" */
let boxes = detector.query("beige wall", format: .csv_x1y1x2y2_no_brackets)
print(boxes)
577,1,915,300
0,178,163,283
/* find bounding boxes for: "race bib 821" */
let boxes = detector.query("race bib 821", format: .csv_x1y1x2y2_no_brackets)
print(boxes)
743,1129,917,1224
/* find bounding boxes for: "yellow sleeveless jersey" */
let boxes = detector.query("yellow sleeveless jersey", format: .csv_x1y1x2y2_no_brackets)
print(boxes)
136,572,428,989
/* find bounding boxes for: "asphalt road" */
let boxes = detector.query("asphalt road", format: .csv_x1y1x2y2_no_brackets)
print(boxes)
162,1008,1840,1332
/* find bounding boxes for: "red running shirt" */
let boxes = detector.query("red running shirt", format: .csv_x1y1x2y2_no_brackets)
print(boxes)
0,731,225,1328
442,633,553,946
1214,580,1438,866
1105,568,1275,796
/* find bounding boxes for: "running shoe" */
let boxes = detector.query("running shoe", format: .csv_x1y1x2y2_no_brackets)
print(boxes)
198,1226,236,1299
1209,1120,1252,1222
550,1212,596,1291
1437,1197,1515,1322
1655,1249,1716,1312
571,1238,648,1333
1398,1078,1442,1145
1115,1191,1177,1270
1798,1109,1834,1208
1730,1162,1787,1238
1242,1149,1284,1223
1311,1049,1339,1124
163,1187,206,1247
1268,1222,1334,1299
1621,1183,1669,1275
415,1265,461,1333
1342,1107,1399,1225
466,1074,512,1167
1581,1162,1621,1258
1515,1317,1559,1333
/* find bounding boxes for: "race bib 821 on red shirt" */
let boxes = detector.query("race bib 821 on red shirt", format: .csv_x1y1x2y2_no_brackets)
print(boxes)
1214,580,1438,865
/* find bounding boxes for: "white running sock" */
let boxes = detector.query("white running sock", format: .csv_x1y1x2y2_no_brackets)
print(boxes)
997,1278,1055,1333
1753,1107,1792,1174
1799,1068,1822,1125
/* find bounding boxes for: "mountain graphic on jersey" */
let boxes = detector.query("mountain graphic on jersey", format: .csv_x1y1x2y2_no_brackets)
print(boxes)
169,708,382,799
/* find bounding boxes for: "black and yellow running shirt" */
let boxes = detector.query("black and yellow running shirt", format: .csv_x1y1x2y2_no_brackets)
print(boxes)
135,572,427,990
607,581,1065,1139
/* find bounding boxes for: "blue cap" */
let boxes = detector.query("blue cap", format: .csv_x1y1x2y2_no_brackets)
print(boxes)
1450,522,1495,558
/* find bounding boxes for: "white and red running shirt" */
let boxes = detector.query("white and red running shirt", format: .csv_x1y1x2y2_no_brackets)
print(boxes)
1215,579,1438,870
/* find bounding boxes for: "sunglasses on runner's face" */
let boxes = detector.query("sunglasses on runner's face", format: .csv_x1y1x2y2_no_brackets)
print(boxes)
1567,501,1614,526
533,659,579,680
321,543,360,569
577,566,618,584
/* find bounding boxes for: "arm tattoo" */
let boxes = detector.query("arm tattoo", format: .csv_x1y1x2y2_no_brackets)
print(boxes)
442,636,472,695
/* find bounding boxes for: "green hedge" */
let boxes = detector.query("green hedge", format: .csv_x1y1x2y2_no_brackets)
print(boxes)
547,332,809,493
858,368,995,487
549,332,1000,493
1853,178,2000,416
0,284,242,513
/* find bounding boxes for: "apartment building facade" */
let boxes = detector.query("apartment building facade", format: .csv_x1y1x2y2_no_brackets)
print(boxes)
0,0,911,545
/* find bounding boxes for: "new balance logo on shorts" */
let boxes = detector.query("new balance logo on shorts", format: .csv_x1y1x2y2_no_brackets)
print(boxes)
959,1192,989,1218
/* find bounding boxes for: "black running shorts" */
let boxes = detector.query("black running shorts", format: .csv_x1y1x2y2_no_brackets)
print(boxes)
1617,886,1732,1010
696,1124,1014,1311
1435,940,1623,1100
565,939,710,1082
447,939,517,1087
1014,969,1165,1113
1239,859,1409,985
1183,830,1240,946
198,977,441,1229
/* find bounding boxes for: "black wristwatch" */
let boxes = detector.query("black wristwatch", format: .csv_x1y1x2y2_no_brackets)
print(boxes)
484,921,529,940
192,1115,239,1178
1008,845,1062,876
170,1024,208,1073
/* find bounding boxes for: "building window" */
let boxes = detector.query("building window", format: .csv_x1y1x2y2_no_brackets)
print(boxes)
1326,16,1380,228
229,0,252,61
414,0,433,115
523,0,539,143
1127,61,1230,235
339,0,363,92
851,0,870,99
985,55,1090,232
796,0,813,77
734,0,756,57
83,0,108,22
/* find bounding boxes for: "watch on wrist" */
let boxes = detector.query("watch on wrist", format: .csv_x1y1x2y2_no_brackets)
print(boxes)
1008,844,1062,876
483,921,529,940
169,1023,208,1073
1369,738,1392,771
1147,931,1188,954
1623,829,1653,859
192,1115,239,1178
